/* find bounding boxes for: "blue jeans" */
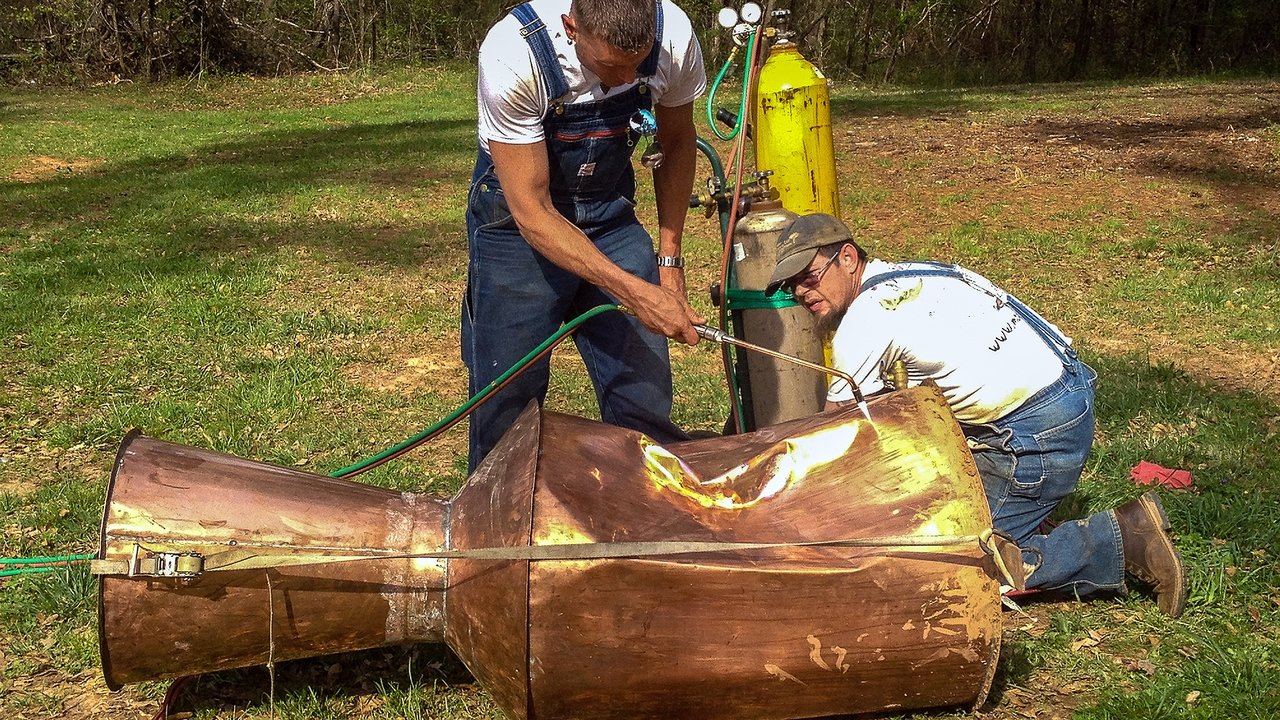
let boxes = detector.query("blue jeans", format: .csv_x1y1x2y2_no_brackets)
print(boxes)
462,187,686,472
964,358,1125,595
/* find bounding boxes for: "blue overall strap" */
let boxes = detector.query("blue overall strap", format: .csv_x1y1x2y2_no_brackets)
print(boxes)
638,0,664,77
1003,294,1078,365
511,3,571,105
859,261,1077,366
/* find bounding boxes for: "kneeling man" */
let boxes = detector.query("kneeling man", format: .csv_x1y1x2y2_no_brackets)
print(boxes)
766,213,1187,617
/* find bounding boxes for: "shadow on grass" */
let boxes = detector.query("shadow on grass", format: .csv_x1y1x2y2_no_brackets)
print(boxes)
0,97,32,125
1086,352,1280,547
1020,107,1280,241
0,115,476,274
981,639,1040,707
173,644,483,716
828,80,1147,118
831,78,1280,119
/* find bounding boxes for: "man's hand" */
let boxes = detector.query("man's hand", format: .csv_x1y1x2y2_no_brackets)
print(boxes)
621,276,701,345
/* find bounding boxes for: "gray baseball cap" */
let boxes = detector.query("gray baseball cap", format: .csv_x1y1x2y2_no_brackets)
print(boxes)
766,213,858,294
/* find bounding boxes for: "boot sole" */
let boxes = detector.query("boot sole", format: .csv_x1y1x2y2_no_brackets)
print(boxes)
1139,492,1188,618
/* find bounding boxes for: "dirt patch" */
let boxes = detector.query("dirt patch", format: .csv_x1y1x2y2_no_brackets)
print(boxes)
840,84,1279,237
0,443,103,498
340,330,470,482
4,669,154,719
1092,329,1280,399
344,345,467,398
10,156,103,183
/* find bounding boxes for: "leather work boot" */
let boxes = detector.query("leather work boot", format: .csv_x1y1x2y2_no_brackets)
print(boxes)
1115,491,1187,618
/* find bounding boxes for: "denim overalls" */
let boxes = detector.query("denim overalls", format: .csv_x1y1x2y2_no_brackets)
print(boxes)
462,1,687,472
859,263,1124,595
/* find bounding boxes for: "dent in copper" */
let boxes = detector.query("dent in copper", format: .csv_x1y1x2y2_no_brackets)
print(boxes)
98,384,1003,718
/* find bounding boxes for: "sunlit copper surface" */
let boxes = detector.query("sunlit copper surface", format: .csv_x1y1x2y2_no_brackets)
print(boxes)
98,384,1003,718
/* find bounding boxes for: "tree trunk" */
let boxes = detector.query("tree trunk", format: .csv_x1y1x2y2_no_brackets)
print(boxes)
1069,0,1094,78
1186,0,1213,68
1023,0,1042,82
860,0,879,79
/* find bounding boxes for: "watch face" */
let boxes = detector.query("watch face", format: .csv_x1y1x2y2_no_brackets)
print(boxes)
717,7,738,28
740,2,762,23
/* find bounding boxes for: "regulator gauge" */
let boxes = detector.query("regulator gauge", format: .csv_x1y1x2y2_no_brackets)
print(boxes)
739,2,762,24
717,7,738,28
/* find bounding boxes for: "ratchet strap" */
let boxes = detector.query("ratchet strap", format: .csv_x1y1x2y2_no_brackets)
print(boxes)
91,528,1025,590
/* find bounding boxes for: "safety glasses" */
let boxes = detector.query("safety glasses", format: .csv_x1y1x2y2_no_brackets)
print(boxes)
780,253,839,295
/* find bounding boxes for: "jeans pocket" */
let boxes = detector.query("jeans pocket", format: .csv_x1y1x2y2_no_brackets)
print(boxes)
461,277,475,367
1006,455,1045,501
1015,399,1093,506
971,445,1019,499
470,180,517,232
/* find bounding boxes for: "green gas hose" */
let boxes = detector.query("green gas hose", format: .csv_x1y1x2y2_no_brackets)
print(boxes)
0,554,95,577
329,303,623,478
705,33,756,141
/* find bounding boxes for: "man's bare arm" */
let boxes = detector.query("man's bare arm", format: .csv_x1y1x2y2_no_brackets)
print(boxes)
488,139,699,345
651,101,703,326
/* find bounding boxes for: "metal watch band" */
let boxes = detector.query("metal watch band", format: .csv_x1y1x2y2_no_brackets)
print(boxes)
655,254,685,268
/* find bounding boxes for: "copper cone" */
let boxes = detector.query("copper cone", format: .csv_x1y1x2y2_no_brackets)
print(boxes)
98,384,1005,718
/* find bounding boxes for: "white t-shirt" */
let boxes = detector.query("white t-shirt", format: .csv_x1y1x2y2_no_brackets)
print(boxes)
827,260,1071,424
476,0,707,153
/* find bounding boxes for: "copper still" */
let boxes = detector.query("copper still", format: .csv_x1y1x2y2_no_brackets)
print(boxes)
97,384,1009,718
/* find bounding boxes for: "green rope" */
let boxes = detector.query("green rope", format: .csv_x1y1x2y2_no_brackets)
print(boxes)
0,553,94,564
724,287,800,311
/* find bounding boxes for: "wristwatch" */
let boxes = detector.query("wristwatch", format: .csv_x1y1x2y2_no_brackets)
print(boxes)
655,254,685,268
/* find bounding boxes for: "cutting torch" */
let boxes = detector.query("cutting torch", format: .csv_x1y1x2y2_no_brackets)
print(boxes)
693,323,872,420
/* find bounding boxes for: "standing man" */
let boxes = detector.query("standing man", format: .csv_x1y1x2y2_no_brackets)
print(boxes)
765,213,1188,617
464,0,707,471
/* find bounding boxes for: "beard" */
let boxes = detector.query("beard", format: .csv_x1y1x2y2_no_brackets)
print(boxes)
814,302,849,336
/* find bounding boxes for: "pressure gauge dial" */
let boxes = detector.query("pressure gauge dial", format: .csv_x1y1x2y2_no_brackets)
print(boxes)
717,7,738,28
740,2,762,23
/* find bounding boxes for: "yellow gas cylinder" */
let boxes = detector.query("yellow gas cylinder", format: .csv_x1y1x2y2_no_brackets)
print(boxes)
754,37,839,216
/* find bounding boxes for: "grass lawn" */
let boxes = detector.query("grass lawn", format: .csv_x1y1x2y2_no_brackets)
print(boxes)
2,69,1279,718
